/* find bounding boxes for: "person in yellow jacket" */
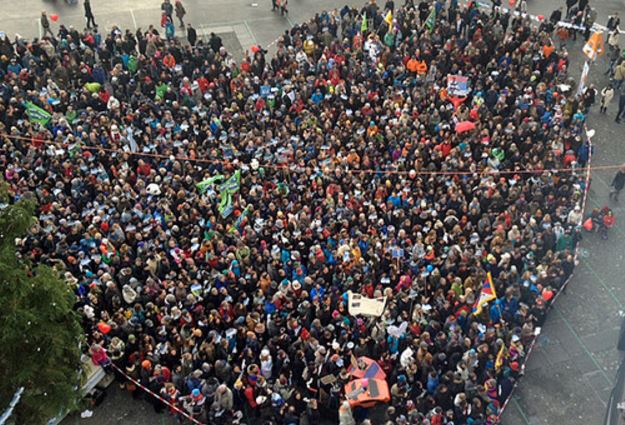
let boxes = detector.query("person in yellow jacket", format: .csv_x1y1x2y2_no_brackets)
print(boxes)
614,61,625,89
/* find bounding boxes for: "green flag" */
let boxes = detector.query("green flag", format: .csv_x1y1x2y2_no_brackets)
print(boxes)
196,175,225,193
218,170,241,194
218,191,234,219
424,7,436,32
215,170,241,219
24,102,52,125
361,12,368,33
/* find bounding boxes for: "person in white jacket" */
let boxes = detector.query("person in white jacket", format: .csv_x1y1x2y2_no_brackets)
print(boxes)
600,84,615,114
338,401,356,425
260,348,273,379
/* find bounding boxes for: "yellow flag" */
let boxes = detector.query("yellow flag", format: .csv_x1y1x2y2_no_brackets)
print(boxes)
384,10,393,25
495,344,506,372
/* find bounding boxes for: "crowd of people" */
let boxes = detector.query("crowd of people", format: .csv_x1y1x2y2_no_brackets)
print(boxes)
0,0,595,424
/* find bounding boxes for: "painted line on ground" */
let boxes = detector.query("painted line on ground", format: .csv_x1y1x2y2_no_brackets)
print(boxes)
554,307,614,386
582,259,625,310
243,20,258,44
130,9,138,31
511,396,532,425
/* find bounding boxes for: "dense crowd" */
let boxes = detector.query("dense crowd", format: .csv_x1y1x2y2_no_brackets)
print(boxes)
0,0,593,424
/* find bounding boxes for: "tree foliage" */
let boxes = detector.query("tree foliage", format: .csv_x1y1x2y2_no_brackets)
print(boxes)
0,182,84,424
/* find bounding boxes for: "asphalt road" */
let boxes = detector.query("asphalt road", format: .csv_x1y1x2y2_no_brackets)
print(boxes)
3,0,624,424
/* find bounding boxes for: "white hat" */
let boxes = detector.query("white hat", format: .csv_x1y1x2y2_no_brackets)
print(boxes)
122,285,137,304
146,183,161,195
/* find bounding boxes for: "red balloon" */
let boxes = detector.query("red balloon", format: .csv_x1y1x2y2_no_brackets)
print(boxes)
50,14,59,22
97,322,111,334
537,15,545,22
250,45,260,53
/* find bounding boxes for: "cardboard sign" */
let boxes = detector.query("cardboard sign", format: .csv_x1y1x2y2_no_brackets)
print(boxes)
350,353,359,369
320,374,337,385
348,291,387,317
260,85,271,98
447,75,471,97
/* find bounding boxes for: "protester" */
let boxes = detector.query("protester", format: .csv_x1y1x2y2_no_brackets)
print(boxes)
40,11,54,38
565,0,577,19
175,0,186,28
600,84,614,113
0,1,589,424
614,60,625,88
549,7,562,26
602,208,616,239
616,85,625,122
610,166,625,201
187,23,197,46
161,0,174,24
84,0,97,29
607,12,621,32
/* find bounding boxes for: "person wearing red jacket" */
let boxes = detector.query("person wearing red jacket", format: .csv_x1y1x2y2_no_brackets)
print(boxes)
602,208,616,240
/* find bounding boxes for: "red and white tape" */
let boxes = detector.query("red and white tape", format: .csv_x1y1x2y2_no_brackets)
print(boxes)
110,363,206,425
496,126,594,422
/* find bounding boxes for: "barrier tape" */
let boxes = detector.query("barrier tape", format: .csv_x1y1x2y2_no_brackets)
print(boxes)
110,363,206,425
0,131,614,177
3,3,604,423
495,124,594,422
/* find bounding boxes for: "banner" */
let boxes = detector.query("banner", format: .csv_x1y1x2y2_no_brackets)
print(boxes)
424,7,436,32
577,61,590,96
218,170,241,194
447,75,471,97
24,101,52,125
582,31,605,62
347,291,387,317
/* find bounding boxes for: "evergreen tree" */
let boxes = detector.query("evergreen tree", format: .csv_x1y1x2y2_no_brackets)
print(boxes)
0,182,84,424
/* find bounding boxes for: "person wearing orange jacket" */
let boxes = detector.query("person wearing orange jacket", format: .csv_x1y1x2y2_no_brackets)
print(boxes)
162,52,176,69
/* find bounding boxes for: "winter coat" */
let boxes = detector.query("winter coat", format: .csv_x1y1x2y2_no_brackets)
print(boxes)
175,1,186,18
612,171,625,191
212,387,234,411
614,63,625,81
601,87,615,107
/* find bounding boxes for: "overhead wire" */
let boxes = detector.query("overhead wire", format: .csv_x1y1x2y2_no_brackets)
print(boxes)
0,131,619,177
